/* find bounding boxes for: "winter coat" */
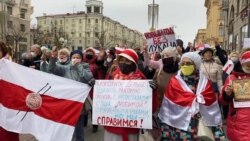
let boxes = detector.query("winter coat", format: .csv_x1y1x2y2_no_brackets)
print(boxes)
220,71,250,141
200,61,223,92
48,58,93,84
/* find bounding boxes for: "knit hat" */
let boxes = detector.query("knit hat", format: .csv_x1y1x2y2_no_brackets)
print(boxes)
181,52,202,69
70,50,83,60
161,47,178,58
117,49,138,64
240,51,250,64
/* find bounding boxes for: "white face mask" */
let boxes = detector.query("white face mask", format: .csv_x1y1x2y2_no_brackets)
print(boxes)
231,57,239,63
242,67,250,74
71,58,81,65
30,52,37,58
107,57,112,63
58,57,68,63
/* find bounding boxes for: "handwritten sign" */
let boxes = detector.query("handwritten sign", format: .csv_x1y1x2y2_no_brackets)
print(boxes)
243,38,250,49
144,27,176,53
234,99,250,108
92,80,152,129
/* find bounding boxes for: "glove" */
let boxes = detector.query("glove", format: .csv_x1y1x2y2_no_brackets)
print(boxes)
88,79,95,87
149,80,157,90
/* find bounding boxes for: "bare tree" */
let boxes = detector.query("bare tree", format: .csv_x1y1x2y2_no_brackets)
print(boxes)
96,30,115,48
5,25,28,62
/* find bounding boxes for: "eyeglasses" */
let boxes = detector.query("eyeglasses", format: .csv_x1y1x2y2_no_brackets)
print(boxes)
180,61,194,66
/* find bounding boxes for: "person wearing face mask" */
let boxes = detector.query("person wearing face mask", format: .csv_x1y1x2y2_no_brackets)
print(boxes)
0,42,20,141
152,47,179,105
104,49,159,141
49,49,93,141
220,49,250,141
200,47,223,95
158,52,225,141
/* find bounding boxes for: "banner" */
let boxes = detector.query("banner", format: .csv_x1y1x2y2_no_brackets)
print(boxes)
92,80,152,129
0,59,91,141
144,27,176,53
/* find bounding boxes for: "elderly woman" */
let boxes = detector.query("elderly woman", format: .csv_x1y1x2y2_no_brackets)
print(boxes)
220,49,250,141
153,47,179,105
0,41,19,141
104,49,158,141
200,47,223,94
158,52,225,141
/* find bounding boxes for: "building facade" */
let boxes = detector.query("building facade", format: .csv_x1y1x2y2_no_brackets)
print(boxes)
194,29,207,45
0,0,33,57
36,0,144,51
220,0,249,52
205,0,224,46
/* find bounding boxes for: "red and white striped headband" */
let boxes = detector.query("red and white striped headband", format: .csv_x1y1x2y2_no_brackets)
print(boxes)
240,51,250,64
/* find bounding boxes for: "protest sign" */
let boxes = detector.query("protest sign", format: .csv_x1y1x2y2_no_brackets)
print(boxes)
144,27,176,53
92,80,152,129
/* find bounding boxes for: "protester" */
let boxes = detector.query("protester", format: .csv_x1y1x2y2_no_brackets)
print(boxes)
185,42,195,52
49,49,94,141
176,39,185,57
158,52,225,141
21,44,42,70
104,49,158,141
153,47,179,105
0,41,19,141
200,46,223,93
220,49,250,141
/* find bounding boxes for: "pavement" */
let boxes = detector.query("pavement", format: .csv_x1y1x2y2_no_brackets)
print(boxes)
19,115,104,141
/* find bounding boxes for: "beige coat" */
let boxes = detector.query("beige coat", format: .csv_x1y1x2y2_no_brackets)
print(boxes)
200,61,223,92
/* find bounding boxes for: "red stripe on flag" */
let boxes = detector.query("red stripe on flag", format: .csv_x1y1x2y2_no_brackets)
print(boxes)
0,80,83,126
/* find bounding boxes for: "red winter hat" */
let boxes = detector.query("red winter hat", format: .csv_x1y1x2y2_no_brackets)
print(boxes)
240,51,250,64
118,49,138,64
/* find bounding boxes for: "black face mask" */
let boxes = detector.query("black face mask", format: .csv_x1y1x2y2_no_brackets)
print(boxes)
86,54,93,60
162,57,178,73
119,63,136,75
96,60,104,66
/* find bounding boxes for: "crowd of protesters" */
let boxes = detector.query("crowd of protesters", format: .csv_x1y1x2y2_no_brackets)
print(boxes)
0,38,250,141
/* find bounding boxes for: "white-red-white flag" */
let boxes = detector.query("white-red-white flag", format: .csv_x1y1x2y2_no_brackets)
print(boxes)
0,59,91,141
223,60,234,74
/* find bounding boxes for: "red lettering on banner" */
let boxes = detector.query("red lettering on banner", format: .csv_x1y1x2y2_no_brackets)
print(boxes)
97,116,138,128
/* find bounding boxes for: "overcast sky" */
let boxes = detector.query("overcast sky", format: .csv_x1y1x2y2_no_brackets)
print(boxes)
31,0,206,46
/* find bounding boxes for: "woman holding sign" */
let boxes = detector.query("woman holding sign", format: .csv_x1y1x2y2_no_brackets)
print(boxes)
104,49,158,141
220,49,250,141
158,52,225,141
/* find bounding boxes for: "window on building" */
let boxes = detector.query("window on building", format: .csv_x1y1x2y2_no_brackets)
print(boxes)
79,19,82,24
87,7,91,13
20,9,26,19
7,6,12,15
219,27,224,36
20,24,25,32
95,19,98,24
236,0,240,16
79,40,82,44
72,46,75,51
86,32,90,37
78,46,83,51
88,19,91,24
79,33,82,37
95,32,99,37
230,6,235,21
241,25,248,48
60,20,63,24
7,21,13,28
94,7,100,13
